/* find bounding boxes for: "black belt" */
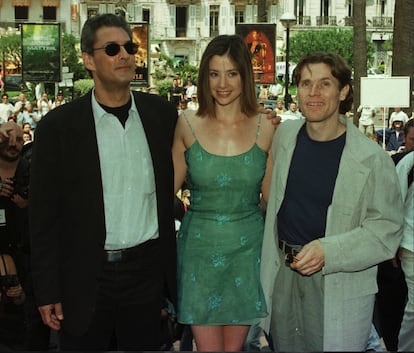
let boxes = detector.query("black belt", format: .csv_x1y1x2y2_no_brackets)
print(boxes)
104,239,158,263
278,239,301,264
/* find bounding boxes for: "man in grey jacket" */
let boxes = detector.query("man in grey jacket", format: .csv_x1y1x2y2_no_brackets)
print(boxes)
260,52,403,351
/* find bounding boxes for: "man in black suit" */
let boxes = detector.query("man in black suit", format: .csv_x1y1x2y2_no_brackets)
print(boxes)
27,13,178,350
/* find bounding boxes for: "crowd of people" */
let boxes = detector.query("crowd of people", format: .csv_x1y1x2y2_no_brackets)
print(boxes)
167,75,199,113
0,12,412,352
0,89,68,350
0,91,67,141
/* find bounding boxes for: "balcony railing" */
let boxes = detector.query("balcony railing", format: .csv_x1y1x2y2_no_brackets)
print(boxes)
372,16,393,27
344,16,353,26
297,16,311,26
176,27,186,37
316,16,337,26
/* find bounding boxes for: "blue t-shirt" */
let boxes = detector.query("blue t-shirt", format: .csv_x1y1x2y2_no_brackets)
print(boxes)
277,125,346,245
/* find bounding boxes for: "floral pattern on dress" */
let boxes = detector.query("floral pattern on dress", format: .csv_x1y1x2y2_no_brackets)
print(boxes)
177,139,268,325
208,294,223,311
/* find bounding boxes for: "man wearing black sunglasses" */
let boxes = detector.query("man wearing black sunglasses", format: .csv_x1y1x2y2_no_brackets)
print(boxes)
28,13,178,350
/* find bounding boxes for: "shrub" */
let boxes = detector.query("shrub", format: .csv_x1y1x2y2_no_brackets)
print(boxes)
74,79,94,98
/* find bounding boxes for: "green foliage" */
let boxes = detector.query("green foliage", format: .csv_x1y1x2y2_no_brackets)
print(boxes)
74,79,94,98
62,33,88,80
157,79,173,98
1,32,88,84
287,29,375,68
159,53,174,68
152,53,198,98
153,68,168,81
0,34,22,70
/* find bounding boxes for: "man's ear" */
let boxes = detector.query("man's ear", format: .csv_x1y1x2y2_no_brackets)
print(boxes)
339,84,350,101
82,52,95,73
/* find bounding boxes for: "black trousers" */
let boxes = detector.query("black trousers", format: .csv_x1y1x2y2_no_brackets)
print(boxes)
60,239,163,351
374,258,407,351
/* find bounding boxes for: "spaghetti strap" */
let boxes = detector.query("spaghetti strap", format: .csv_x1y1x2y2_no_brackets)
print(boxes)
182,111,197,139
0,254,8,275
255,114,262,141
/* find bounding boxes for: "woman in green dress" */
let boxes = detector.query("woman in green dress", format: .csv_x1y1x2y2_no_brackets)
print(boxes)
172,34,275,351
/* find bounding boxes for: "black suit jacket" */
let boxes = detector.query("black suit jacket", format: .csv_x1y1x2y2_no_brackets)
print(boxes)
29,90,178,336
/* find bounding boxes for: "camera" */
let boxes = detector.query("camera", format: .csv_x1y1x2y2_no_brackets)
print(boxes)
11,175,29,199
1,274,20,288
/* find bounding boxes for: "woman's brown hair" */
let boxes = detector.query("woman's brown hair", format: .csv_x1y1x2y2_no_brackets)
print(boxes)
197,35,259,118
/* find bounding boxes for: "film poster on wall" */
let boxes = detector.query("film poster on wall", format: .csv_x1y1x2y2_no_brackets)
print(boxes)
236,23,276,84
21,23,61,83
130,22,149,87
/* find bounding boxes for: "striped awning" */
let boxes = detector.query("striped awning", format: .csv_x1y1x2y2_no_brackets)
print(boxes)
41,0,59,6
12,0,31,6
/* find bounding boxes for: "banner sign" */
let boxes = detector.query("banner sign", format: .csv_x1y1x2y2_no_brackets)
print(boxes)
236,24,276,84
131,23,149,87
21,23,61,82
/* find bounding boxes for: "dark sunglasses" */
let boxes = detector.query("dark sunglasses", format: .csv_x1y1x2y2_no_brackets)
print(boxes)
92,41,138,56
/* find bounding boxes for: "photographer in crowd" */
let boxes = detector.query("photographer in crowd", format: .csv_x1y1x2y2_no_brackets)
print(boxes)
0,121,50,350
0,121,29,349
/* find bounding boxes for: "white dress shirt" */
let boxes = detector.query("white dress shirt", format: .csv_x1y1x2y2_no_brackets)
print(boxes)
396,151,414,252
92,91,159,250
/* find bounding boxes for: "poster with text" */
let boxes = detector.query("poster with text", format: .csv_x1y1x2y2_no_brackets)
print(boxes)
131,23,149,87
21,23,61,82
236,24,276,84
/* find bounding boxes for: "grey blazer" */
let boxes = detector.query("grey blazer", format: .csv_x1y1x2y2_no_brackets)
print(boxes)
260,117,403,351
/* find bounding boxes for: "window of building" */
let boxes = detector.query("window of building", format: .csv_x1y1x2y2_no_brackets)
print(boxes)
320,0,329,24
294,0,305,18
347,2,352,17
87,8,98,19
379,0,386,15
15,6,29,21
43,6,57,21
143,8,150,23
176,6,187,37
235,8,244,24
210,5,219,37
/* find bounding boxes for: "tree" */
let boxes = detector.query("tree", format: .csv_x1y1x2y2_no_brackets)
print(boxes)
61,33,88,80
353,0,367,124
392,0,414,113
0,34,22,72
289,29,353,66
288,28,374,70
152,53,198,98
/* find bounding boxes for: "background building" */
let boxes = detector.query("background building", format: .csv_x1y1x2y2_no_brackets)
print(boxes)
0,0,396,87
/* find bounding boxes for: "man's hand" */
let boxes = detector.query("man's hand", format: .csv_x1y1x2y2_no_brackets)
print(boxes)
0,121,18,145
0,178,14,198
263,108,282,128
11,193,29,208
38,303,64,330
6,283,24,299
291,239,325,276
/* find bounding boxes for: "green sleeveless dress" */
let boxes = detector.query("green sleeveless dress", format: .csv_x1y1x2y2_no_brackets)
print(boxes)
177,115,268,325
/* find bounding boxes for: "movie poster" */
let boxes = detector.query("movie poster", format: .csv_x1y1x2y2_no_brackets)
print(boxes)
21,23,61,82
236,24,276,84
130,23,149,87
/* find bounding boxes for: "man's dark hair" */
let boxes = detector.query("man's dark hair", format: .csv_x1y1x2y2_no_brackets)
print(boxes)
293,52,353,114
81,13,132,55
404,118,414,135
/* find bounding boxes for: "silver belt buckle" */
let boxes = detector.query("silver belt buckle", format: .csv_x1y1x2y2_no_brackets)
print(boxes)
106,249,123,262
